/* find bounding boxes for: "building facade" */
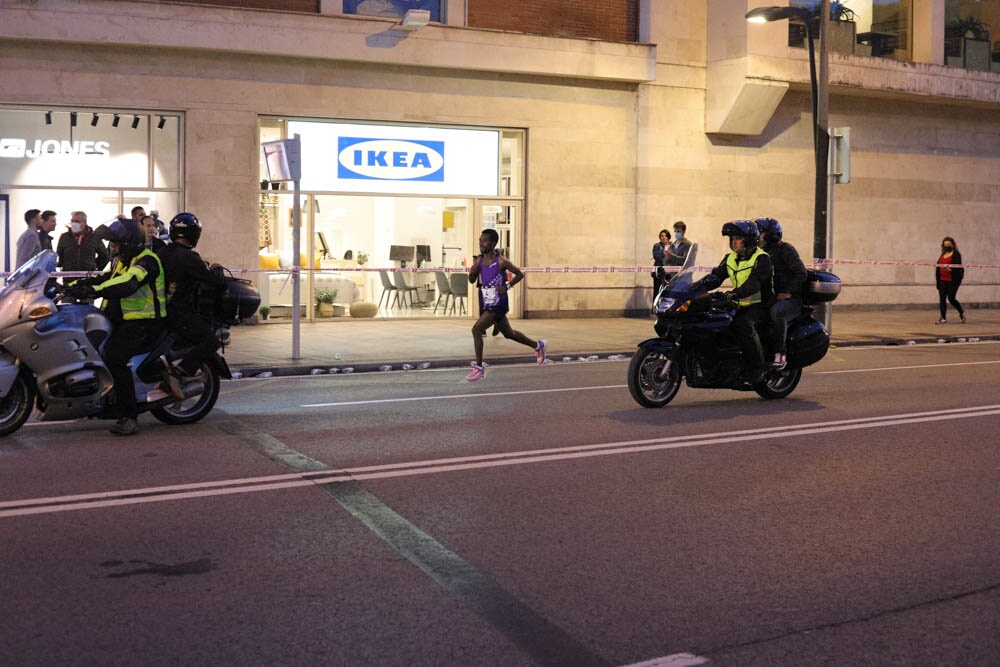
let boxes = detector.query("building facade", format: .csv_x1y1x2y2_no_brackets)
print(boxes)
1,0,998,317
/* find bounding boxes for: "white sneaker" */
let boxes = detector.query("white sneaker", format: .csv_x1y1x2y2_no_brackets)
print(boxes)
771,353,787,370
535,340,548,365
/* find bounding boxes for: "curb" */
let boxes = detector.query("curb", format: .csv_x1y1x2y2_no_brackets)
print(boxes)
229,333,1000,378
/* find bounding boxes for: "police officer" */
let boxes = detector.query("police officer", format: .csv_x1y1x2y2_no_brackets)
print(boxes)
65,218,168,436
755,217,807,370
157,212,227,379
708,220,773,384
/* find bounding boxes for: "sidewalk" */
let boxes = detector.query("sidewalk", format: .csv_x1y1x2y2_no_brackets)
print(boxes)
222,308,1000,377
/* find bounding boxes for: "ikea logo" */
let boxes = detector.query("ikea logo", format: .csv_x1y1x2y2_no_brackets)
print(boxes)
337,137,444,182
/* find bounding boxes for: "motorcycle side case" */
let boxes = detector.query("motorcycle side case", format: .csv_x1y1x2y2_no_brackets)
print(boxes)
787,318,830,368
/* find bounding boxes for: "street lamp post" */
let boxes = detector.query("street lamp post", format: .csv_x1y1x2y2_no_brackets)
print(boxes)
746,2,830,266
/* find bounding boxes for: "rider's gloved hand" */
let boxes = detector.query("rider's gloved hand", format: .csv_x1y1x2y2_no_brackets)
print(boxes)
722,291,737,303
65,284,97,300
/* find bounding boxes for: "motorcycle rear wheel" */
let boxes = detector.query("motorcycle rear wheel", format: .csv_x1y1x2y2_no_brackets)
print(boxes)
0,371,37,437
754,366,802,399
628,348,681,408
150,362,220,425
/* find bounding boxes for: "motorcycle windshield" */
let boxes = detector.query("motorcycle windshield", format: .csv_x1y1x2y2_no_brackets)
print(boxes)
1,251,57,294
664,243,698,292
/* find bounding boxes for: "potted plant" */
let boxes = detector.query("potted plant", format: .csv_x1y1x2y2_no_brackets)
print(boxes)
946,16,991,70
356,251,369,266
827,1,857,55
315,288,337,317
258,305,270,321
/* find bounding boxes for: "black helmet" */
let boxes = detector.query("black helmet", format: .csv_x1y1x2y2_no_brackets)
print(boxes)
97,219,145,261
170,212,202,247
754,217,783,249
721,220,760,252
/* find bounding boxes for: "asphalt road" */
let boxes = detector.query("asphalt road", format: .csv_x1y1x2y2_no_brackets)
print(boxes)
2,342,999,666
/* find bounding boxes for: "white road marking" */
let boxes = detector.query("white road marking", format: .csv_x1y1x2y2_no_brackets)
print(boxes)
2,405,997,518
815,359,1000,374
620,653,709,667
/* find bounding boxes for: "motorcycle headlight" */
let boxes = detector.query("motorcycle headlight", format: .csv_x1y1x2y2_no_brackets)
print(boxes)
654,297,676,314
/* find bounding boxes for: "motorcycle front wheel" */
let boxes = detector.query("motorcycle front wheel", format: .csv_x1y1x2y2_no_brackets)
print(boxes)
627,348,681,408
151,362,221,425
754,366,802,399
0,371,37,436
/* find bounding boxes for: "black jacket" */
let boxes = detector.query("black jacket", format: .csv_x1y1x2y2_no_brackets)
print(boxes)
768,241,807,296
56,229,109,272
157,243,226,310
935,249,964,289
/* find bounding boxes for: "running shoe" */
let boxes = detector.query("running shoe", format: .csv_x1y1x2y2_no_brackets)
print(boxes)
465,364,484,382
535,339,548,365
935,318,947,324
960,313,966,323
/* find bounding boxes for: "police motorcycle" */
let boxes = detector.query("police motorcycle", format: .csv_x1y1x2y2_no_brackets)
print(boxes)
627,241,841,408
0,250,260,436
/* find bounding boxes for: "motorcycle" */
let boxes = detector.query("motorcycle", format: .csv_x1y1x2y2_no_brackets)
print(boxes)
0,250,260,436
628,245,841,407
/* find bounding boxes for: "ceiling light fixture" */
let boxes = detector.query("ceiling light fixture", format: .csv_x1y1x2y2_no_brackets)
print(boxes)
91,113,100,127
45,111,53,125
112,113,120,127
157,115,166,130
70,112,78,127
132,115,141,129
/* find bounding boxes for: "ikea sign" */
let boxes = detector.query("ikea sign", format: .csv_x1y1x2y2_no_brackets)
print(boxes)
288,121,499,196
338,137,444,182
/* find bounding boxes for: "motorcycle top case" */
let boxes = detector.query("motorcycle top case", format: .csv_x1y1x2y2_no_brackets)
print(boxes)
197,277,261,324
803,270,841,305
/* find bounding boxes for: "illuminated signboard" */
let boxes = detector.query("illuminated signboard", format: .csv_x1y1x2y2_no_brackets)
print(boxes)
287,121,499,196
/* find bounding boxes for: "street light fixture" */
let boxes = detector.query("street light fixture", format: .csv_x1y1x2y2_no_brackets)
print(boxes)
746,3,830,267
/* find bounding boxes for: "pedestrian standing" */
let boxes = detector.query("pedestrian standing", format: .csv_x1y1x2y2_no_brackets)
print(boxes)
935,236,965,324
38,210,58,251
16,209,42,269
57,211,110,274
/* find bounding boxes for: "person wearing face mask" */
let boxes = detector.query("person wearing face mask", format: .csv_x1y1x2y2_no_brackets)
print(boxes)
935,236,965,324
56,210,110,275
652,221,692,300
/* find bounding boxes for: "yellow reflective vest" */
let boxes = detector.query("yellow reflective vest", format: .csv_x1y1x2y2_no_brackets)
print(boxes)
95,249,166,320
725,247,769,308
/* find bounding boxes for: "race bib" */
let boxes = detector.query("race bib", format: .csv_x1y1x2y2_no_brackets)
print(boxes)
481,286,499,307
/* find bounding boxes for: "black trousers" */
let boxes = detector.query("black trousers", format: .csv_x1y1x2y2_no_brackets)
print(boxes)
104,319,164,419
168,310,219,375
937,282,963,319
732,306,767,373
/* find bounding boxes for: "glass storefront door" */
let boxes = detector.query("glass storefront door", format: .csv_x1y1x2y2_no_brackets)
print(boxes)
474,200,523,318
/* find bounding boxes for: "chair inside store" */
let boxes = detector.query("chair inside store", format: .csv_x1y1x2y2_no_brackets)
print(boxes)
378,271,398,309
392,271,420,307
434,271,454,314
449,273,469,316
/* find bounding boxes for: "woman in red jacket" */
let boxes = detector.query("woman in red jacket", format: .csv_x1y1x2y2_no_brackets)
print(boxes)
935,236,965,324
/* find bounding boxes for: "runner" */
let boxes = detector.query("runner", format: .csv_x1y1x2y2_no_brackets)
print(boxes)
466,229,547,381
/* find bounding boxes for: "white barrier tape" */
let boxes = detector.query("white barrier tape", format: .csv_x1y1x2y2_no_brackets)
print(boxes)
4,258,996,280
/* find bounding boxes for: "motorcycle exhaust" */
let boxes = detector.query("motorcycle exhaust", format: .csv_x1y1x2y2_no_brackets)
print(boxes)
145,378,205,403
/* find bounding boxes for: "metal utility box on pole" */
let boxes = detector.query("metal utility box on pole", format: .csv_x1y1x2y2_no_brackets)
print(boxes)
261,135,303,359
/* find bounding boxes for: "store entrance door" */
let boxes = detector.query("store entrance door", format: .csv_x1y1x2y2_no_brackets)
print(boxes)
474,200,523,318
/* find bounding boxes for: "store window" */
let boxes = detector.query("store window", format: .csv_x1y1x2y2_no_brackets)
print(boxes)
257,118,524,320
344,0,441,22
788,0,913,61
0,107,182,271
945,0,999,71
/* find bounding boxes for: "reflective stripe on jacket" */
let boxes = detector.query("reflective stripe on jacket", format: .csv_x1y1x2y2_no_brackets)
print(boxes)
97,249,166,320
726,247,768,308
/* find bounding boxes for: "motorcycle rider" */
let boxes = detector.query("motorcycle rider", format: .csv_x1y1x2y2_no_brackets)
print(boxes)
65,218,168,436
156,212,227,381
755,217,807,370
707,220,774,384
